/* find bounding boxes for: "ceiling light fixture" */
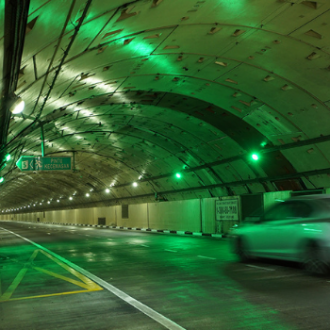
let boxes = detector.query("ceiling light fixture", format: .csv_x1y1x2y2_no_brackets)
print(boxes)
251,153,260,161
10,97,25,114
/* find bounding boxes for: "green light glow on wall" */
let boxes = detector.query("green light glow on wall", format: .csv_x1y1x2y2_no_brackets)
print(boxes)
175,173,182,179
5,154,11,161
221,0,245,10
0,177,4,183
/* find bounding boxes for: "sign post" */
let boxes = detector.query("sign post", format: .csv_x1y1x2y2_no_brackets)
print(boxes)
215,199,240,235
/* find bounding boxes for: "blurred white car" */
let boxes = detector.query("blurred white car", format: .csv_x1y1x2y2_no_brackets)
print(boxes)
231,195,330,274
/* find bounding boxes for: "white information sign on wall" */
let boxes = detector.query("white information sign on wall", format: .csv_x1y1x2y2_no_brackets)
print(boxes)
216,199,239,221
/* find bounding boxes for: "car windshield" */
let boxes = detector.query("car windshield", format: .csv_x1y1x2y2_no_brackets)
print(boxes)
263,200,313,221
244,206,264,222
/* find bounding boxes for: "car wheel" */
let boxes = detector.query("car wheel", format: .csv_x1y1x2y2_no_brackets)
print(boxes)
303,241,329,275
236,237,250,263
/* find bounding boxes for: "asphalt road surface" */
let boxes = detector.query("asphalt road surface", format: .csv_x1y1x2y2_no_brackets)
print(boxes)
1,221,330,330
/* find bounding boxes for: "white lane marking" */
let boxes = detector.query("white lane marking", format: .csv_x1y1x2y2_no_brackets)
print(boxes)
140,244,149,247
164,249,177,253
0,227,186,330
246,264,275,271
47,233,51,235
85,235,90,237
197,255,216,260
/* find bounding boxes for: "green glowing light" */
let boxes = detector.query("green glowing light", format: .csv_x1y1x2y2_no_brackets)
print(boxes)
260,141,267,148
175,173,182,179
5,154,11,161
251,153,259,161
0,177,4,183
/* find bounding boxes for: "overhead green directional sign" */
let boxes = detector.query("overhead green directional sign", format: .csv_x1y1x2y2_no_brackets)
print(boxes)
16,156,35,171
16,156,72,171
35,157,72,171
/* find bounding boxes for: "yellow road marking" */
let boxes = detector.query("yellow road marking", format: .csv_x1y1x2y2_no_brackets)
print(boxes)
33,267,92,290
0,249,39,302
0,249,102,302
38,249,100,288
6,288,102,302
0,268,29,302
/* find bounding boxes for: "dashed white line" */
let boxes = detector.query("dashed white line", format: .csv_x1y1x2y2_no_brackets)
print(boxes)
197,255,216,260
246,264,275,271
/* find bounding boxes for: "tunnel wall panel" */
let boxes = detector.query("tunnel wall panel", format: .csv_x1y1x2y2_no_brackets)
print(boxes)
148,199,201,232
117,203,148,228
1,191,293,234
263,191,292,211
201,198,217,234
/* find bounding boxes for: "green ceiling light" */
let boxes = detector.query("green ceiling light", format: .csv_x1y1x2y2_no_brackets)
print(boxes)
251,153,260,161
132,182,138,187
175,172,182,179
260,141,267,148
0,177,4,183
5,154,11,161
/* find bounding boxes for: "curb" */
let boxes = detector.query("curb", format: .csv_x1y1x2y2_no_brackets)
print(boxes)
9,220,226,238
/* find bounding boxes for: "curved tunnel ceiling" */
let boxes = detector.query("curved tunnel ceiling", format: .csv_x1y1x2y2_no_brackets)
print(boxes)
1,0,330,212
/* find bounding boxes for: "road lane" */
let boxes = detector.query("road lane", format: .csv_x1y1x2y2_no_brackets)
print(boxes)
2,221,330,329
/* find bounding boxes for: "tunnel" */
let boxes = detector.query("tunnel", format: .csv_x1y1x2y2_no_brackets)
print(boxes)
1,1,330,329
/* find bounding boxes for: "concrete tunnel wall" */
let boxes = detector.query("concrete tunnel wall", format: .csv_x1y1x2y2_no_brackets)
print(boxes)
0,191,294,234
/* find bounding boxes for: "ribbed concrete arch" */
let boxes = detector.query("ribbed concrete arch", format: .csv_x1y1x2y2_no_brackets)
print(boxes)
1,0,330,212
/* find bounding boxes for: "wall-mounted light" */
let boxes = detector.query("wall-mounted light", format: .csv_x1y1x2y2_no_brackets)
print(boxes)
132,182,138,187
105,189,110,193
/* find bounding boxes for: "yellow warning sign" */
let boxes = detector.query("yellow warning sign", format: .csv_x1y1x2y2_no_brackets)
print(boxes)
0,249,103,302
